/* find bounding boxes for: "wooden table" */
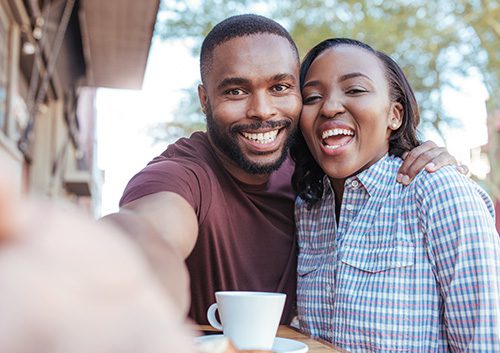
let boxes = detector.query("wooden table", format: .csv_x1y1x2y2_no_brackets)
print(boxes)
197,325,349,353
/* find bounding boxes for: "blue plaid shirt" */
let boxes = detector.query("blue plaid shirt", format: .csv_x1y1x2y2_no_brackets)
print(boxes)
295,154,500,352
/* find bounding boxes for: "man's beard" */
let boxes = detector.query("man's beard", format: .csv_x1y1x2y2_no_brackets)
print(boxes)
205,105,296,175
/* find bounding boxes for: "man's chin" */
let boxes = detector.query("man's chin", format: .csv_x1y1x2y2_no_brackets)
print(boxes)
236,133,295,174
207,126,291,175
237,152,288,175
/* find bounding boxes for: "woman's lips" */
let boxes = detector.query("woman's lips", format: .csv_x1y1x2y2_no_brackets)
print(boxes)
321,128,354,150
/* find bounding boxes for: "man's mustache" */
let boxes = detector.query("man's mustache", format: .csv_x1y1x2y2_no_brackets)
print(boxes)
230,120,291,133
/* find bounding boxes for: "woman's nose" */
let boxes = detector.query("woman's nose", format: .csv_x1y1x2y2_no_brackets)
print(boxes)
320,94,345,119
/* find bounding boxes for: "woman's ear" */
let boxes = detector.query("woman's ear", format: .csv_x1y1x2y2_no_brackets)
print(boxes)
197,84,208,115
389,102,404,130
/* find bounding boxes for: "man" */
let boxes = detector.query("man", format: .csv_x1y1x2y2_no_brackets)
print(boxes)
105,14,461,325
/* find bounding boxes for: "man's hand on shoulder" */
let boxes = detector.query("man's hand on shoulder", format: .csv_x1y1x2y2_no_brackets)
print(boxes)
397,140,469,186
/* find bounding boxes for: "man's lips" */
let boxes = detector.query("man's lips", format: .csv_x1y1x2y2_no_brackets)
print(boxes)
241,129,280,144
233,120,291,148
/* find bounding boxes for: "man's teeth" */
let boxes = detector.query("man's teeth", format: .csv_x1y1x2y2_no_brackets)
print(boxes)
242,130,279,144
321,128,354,139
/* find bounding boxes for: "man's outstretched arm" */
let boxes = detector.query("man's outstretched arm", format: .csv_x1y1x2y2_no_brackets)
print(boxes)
101,191,198,314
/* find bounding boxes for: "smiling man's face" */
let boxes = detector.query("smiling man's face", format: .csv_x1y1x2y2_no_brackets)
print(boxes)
198,33,302,178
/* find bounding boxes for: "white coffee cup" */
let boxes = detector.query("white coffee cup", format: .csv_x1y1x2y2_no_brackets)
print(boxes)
206,291,286,350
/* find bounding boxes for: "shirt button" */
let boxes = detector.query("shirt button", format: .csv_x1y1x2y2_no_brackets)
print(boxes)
351,180,359,189
345,204,354,211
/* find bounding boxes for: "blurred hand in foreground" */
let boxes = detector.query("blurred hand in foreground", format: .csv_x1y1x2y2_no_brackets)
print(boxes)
0,156,196,353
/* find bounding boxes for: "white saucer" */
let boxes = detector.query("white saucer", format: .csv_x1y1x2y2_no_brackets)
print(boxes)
272,337,309,353
195,334,308,353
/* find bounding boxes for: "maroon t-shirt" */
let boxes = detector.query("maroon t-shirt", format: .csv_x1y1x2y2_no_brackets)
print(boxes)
120,132,297,324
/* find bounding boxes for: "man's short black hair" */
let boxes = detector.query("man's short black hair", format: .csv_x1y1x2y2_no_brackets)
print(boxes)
200,14,299,84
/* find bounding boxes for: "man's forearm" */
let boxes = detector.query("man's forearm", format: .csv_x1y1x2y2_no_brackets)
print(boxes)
100,211,191,315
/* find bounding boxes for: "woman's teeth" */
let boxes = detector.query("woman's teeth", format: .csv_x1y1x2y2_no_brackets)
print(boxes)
321,128,354,139
321,128,354,150
242,130,279,144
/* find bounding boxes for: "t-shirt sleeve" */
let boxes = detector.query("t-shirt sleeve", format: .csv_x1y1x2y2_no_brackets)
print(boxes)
119,157,208,218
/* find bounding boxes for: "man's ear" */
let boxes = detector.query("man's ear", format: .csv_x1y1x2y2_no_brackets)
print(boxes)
198,84,208,115
389,102,404,130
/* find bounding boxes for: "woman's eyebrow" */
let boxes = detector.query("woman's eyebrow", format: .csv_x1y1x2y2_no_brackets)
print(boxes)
339,72,372,82
302,80,321,89
303,72,372,89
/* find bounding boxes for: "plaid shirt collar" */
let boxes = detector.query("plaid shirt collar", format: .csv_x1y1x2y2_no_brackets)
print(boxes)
322,153,397,199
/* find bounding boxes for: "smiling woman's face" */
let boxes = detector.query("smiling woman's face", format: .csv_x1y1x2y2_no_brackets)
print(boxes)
299,45,403,181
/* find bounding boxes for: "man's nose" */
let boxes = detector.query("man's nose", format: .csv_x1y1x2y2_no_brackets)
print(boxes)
246,91,278,120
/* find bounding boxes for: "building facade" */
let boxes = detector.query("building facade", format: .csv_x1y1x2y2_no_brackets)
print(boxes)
0,0,159,216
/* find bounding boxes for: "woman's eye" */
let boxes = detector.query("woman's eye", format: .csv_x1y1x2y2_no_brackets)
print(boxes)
346,87,367,94
303,95,321,104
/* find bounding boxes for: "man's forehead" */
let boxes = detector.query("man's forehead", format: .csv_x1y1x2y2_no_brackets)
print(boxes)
208,33,299,81
214,33,297,58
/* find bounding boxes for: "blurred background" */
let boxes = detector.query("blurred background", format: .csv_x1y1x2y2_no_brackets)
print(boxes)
0,0,498,232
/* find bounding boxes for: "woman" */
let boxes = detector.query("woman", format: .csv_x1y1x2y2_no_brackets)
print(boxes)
291,38,500,352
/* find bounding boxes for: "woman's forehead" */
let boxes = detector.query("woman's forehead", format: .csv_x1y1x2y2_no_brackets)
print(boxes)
306,45,385,80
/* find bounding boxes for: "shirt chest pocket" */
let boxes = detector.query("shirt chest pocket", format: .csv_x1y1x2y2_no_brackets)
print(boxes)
341,242,415,273
297,251,330,295
336,242,416,352
296,250,332,335
297,251,325,277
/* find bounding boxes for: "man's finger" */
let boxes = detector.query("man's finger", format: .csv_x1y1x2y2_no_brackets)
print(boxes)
399,141,438,176
407,148,447,177
399,147,446,184
422,151,459,173
456,164,469,175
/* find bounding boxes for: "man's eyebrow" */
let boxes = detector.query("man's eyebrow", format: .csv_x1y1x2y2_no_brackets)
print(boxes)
217,77,250,90
272,73,297,84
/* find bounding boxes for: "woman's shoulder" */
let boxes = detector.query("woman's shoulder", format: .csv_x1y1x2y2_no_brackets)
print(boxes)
409,165,495,217
411,165,475,194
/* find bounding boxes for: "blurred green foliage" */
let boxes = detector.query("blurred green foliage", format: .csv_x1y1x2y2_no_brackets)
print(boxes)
156,0,498,134
150,0,500,224
154,0,500,198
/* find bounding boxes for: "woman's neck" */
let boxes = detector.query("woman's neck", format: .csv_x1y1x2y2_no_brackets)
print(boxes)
330,178,346,224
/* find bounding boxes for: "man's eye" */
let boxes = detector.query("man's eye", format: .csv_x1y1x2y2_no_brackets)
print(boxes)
225,88,244,95
272,84,289,92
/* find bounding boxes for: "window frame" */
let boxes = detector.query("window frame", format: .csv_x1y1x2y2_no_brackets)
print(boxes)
0,2,9,134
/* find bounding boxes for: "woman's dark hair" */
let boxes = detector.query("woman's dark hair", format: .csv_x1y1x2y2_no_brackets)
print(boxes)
291,38,421,207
